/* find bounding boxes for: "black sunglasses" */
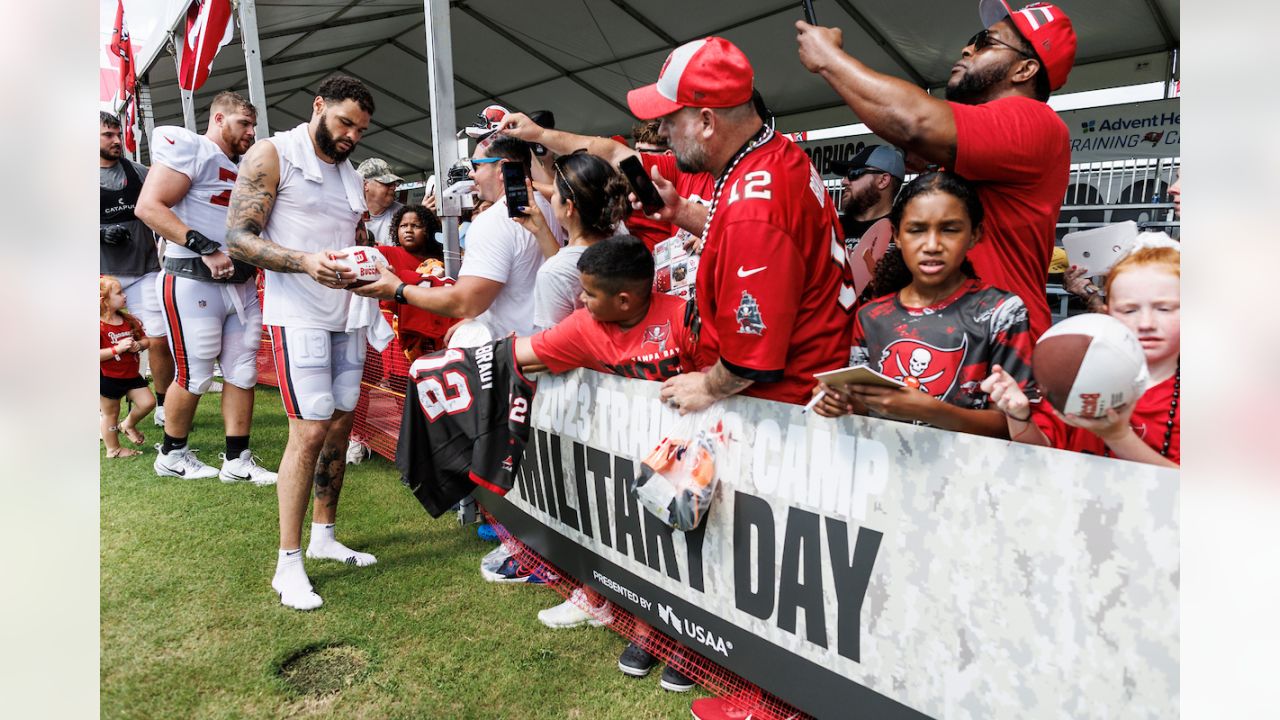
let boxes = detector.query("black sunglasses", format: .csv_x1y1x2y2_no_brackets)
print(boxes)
845,168,885,181
966,29,1036,59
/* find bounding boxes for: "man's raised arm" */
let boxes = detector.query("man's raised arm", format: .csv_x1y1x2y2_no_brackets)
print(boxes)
501,112,636,166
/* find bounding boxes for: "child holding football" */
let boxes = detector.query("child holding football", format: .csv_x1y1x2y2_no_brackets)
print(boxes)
100,275,157,457
982,238,1180,466
813,172,1034,438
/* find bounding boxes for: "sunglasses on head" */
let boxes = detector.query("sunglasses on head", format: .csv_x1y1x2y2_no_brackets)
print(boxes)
965,28,1035,59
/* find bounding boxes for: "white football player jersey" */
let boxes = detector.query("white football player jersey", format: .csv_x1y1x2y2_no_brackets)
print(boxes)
151,126,239,260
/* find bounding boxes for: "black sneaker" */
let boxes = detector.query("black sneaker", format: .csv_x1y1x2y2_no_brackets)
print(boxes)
618,641,655,677
659,662,695,692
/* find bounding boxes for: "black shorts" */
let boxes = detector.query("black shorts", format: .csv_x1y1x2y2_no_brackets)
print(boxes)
101,374,149,400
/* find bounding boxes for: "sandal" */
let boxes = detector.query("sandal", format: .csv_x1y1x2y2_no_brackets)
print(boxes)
106,447,142,458
120,423,145,445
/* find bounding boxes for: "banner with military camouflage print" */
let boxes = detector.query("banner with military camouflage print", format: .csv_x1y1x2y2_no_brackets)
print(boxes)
481,369,1179,720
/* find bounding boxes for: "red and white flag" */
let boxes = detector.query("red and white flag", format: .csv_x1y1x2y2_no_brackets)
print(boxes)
110,0,136,101
178,0,235,91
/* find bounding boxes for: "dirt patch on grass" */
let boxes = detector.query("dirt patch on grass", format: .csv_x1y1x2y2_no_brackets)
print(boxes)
278,644,370,697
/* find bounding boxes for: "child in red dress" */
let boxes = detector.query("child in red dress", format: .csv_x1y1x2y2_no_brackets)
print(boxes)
100,275,157,458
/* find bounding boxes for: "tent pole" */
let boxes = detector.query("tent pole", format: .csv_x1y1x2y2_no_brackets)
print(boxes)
236,0,271,139
138,77,156,161
423,0,462,281
423,0,475,525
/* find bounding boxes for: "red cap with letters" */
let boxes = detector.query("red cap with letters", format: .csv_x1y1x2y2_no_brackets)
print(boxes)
979,0,1077,91
627,37,754,120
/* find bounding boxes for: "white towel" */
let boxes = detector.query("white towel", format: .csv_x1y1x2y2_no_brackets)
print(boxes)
270,122,366,214
345,295,394,351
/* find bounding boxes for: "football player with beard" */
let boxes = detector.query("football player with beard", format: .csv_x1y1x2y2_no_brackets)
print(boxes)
797,1,1078,340
226,74,379,611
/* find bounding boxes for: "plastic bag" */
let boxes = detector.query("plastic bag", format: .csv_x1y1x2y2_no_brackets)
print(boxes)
633,410,726,531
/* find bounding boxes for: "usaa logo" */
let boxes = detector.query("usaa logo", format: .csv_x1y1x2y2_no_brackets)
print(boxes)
657,603,733,657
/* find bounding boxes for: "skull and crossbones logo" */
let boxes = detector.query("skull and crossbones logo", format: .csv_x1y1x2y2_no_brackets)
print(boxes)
896,347,946,392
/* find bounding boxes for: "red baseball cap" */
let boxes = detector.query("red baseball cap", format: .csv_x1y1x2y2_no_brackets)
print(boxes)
979,0,1077,91
626,37,754,120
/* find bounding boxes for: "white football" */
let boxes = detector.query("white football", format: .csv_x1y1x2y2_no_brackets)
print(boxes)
333,246,386,288
1032,313,1150,418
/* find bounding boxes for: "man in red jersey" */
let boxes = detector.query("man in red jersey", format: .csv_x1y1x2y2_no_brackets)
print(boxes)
797,0,1077,338
626,36,856,410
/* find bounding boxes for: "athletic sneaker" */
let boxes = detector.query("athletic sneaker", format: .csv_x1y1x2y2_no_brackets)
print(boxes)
480,544,513,581
345,438,371,465
618,641,656,677
689,697,754,720
218,450,278,486
153,405,166,427
537,588,612,628
153,444,219,480
489,557,555,584
476,523,499,542
661,661,696,693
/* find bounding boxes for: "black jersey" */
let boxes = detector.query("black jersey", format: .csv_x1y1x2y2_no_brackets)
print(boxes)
396,337,538,518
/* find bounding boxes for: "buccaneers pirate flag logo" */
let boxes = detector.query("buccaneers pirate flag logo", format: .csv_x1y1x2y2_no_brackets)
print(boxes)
877,337,968,397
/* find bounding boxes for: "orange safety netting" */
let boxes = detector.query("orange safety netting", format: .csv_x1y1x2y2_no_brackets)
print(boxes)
253,324,809,720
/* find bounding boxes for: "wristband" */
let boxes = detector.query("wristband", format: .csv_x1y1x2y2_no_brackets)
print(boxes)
394,283,408,305
184,229,221,256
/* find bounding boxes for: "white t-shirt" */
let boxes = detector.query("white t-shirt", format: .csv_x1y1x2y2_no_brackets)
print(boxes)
150,126,238,258
532,245,588,332
261,145,362,331
367,200,403,246
458,197,544,337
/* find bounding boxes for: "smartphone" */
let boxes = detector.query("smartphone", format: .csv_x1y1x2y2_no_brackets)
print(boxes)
801,0,818,24
618,155,665,215
502,161,529,218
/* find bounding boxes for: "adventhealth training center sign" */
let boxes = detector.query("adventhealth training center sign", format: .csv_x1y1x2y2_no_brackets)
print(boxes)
480,370,1179,720
798,97,1181,180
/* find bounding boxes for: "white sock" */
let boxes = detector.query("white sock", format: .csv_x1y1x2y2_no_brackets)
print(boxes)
306,523,377,567
271,548,322,611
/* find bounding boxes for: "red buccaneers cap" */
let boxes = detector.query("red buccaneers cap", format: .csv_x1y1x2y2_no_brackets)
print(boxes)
627,37,754,120
979,0,1077,91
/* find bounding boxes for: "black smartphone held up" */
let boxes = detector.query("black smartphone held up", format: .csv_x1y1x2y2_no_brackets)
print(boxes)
618,155,665,215
502,161,529,218
801,0,818,24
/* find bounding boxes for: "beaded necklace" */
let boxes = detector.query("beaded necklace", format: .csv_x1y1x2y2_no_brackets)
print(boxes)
684,124,775,345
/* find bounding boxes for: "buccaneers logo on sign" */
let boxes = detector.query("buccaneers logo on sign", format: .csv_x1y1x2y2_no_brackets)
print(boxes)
877,337,968,397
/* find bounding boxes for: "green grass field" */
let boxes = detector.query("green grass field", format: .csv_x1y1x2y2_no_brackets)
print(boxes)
101,387,706,719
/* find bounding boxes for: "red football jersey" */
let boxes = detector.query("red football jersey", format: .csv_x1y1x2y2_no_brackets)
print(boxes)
101,319,142,379
950,96,1070,339
631,153,715,251
378,245,459,356
1031,372,1180,465
530,293,697,381
695,132,855,404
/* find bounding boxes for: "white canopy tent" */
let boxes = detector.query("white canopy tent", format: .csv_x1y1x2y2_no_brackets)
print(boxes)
118,0,1179,180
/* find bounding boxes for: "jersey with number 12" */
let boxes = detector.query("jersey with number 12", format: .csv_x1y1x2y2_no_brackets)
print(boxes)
396,337,537,517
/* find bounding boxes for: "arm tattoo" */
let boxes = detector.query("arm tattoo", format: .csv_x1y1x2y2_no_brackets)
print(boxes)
706,361,753,399
225,147,308,273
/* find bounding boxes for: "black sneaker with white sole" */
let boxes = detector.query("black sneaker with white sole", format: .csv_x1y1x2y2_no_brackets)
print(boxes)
618,641,655,677
660,662,695,692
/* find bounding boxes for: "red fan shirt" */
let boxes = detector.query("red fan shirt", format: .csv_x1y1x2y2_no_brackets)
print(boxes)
530,293,697,381
1031,372,1180,465
379,245,459,353
851,279,1034,414
100,319,142,379
950,96,1070,339
695,132,855,404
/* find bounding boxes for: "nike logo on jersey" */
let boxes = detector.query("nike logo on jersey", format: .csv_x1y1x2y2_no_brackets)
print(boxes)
737,265,767,278
164,136,175,144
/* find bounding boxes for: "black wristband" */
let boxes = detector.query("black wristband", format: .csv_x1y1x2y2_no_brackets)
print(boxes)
184,229,221,256
394,283,408,304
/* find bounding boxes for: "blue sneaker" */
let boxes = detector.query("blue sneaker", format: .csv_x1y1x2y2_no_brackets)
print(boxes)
489,556,558,584
477,523,499,542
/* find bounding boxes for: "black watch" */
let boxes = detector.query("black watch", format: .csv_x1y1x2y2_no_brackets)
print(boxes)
394,283,408,304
